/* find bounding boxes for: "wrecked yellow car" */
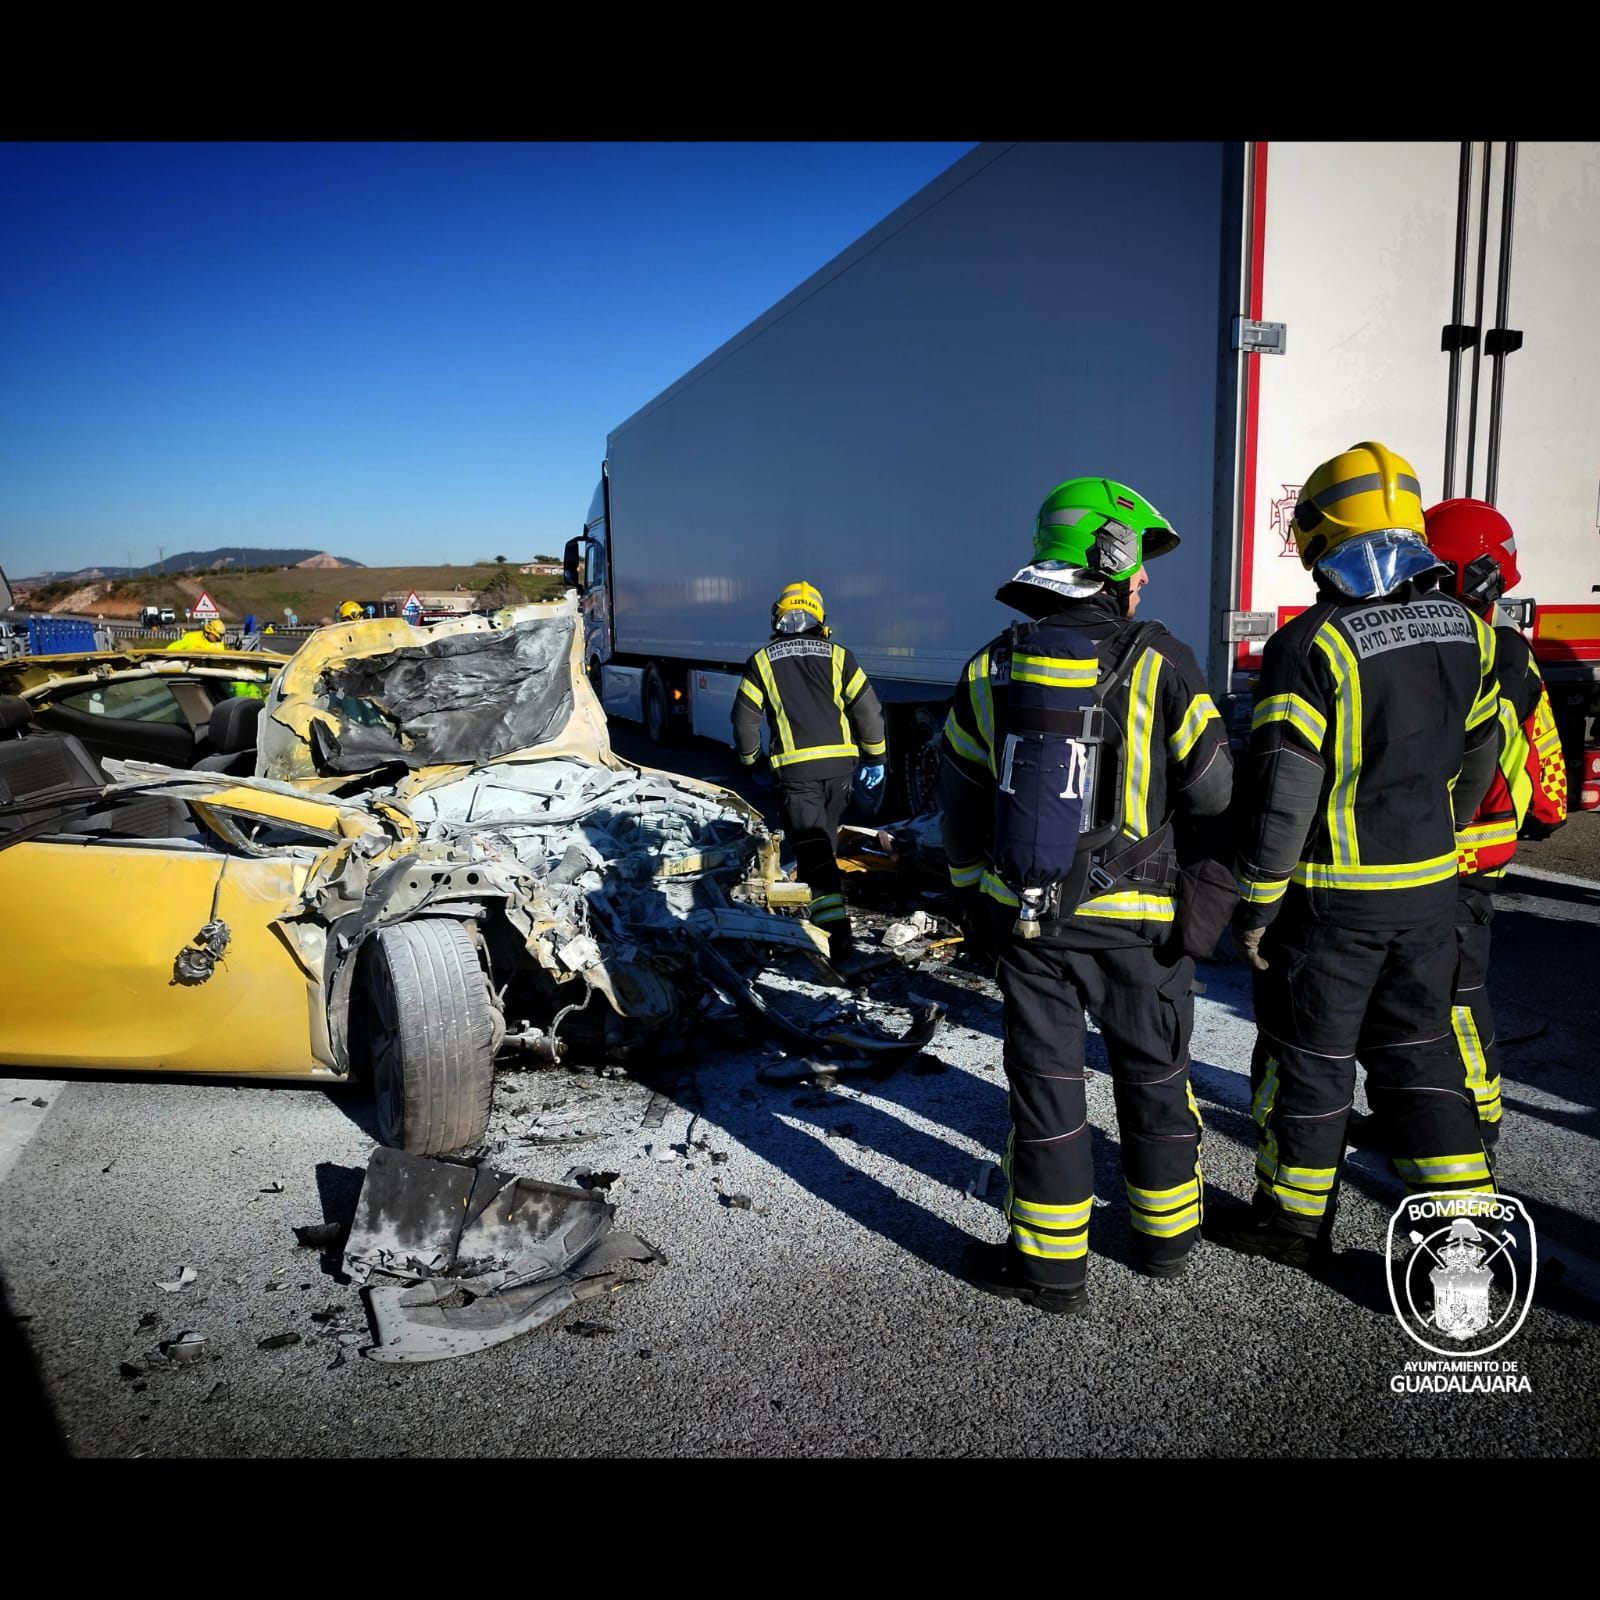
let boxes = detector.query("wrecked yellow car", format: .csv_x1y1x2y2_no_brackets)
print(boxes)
0,601,887,1156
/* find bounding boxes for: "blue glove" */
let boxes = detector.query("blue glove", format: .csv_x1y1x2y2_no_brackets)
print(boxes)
856,763,885,792
751,763,775,791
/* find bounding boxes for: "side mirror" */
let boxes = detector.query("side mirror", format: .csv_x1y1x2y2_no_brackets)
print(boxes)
563,537,585,590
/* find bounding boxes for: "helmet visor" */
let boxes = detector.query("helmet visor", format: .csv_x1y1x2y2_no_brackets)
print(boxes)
774,608,817,635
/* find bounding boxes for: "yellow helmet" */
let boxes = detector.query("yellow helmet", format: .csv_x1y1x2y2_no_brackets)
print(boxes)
1292,442,1426,569
772,580,828,637
201,618,225,642
338,600,364,621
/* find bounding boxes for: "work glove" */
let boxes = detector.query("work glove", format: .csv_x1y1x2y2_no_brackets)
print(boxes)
855,763,885,792
1230,906,1270,972
750,760,775,791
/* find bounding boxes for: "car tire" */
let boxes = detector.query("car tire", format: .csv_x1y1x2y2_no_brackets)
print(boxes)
642,663,678,746
358,919,496,1156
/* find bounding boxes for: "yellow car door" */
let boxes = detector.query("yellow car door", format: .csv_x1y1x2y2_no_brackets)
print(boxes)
0,830,332,1077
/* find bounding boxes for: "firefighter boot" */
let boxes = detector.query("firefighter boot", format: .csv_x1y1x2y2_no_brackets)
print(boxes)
1203,1197,1334,1275
959,1240,1088,1317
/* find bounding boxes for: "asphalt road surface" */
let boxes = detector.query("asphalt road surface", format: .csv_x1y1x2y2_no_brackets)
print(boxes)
2,721,1597,1458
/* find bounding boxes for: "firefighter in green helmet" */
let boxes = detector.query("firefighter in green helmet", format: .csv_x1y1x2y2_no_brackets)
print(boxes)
940,477,1233,1313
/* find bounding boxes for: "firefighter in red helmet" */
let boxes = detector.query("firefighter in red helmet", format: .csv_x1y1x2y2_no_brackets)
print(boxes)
1347,498,1567,1154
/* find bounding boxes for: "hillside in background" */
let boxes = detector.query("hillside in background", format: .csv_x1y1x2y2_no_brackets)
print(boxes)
18,564,563,621
13,547,364,584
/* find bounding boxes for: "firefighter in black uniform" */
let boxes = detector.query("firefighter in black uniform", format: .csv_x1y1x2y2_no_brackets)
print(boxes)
1347,497,1568,1153
732,581,887,963
1211,443,1503,1272
940,477,1233,1313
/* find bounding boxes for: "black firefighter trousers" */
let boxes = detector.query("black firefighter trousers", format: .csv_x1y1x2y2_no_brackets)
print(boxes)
779,774,853,955
994,919,1203,1289
1451,880,1502,1142
1249,903,1494,1240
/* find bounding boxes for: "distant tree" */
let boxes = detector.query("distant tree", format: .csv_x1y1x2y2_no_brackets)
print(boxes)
494,554,507,566
478,574,521,611
534,553,558,563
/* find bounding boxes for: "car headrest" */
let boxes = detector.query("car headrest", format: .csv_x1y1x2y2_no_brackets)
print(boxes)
207,695,263,755
0,695,32,735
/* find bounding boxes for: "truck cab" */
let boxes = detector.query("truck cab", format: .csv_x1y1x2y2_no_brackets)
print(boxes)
564,474,614,690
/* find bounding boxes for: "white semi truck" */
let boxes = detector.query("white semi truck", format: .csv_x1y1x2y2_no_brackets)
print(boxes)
567,141,1600,812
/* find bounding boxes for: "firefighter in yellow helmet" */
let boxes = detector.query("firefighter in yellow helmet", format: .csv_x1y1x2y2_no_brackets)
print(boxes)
168,617,226,651
1210,442,1502,1273
338,601,365,622
166,616,263,698
731,581,886,964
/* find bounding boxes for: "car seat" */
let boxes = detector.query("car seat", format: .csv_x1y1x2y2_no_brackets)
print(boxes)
193,697,263,776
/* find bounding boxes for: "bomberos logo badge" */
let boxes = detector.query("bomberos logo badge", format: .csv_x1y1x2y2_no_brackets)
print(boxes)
1387,1191,1536,1357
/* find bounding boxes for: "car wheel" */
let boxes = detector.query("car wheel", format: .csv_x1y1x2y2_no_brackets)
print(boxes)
643,663,677,745
357,919,496,1155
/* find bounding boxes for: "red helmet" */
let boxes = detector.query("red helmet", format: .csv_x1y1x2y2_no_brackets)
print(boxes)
1423,498,1521,612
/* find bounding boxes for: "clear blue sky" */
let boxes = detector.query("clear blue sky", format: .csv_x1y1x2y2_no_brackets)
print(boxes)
0,141,976,578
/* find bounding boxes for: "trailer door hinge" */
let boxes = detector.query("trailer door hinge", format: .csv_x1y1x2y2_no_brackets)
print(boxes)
1232,316,1286,355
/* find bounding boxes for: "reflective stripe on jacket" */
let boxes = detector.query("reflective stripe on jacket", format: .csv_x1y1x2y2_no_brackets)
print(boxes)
1236,582,1501,929
732,635,886,780
1456,625,1568,879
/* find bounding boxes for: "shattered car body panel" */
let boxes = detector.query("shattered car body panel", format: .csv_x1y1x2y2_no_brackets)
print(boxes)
259,598,832,1040
342,1146,661,1363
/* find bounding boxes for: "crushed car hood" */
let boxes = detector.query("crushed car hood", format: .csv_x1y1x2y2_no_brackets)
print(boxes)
259,598,619,783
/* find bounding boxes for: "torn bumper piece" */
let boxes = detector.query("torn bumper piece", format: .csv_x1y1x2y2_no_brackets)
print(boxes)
343,1146,661,1363
695,944,945,1073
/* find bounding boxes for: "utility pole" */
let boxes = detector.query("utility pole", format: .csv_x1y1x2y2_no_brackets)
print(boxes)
157,546,165,576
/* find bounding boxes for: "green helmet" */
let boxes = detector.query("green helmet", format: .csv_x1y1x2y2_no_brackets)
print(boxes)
1031,477,1179,579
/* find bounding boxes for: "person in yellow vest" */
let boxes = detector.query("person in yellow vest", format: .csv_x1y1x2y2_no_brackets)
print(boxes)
168,618,226,652
167,617,263,698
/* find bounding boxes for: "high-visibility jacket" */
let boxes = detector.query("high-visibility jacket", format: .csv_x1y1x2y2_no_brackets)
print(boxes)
733,633,886,781
1456,624,1567,879
1236,580,1502,929
166,631,263,698
939,594,1232,942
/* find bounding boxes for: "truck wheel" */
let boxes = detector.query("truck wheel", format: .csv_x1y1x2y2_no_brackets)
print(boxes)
896,709,944,816
643,663,679,745
356,919,496,1155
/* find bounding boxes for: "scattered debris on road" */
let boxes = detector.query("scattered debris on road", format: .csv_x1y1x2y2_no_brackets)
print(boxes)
154,1266,197,1292
258,1331,302,1350
341,1145,663,1363
163,1330,208,1365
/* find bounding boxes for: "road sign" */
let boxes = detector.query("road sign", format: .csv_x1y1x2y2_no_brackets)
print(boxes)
192,590,220,619
402,590,423,620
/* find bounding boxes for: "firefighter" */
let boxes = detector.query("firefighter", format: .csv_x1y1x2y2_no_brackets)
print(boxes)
940,478,1232,1312
167,618,263,698
1212,443,1503,1273
732,581,887,963
1348,498,1567,1153
338,601,364,622
167,618,226,652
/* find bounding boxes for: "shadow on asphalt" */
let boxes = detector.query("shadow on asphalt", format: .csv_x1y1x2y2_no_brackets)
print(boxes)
0,1266,67,1457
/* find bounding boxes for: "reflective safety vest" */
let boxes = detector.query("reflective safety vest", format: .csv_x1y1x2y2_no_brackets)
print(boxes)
1237,586,1501,928
733,634,886,781
1455,625,1568,878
